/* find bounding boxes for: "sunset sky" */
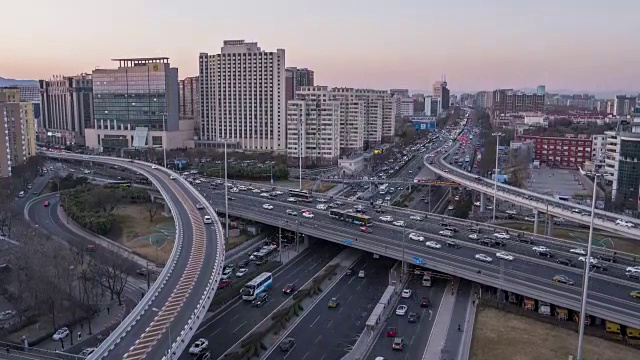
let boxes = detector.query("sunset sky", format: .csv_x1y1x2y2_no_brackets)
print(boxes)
1,0,638,93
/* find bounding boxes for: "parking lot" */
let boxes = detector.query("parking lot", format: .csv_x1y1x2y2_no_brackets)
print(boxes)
527,166,588,197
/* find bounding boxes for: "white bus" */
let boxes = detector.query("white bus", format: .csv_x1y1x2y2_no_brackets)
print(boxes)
241,272,273,301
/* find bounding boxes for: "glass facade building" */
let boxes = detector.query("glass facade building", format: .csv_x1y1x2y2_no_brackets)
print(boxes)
615,134,640,210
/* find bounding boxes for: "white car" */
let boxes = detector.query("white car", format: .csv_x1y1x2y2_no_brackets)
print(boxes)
473,202,481,206
379,216,393,222
425,241,441,249
506,210,517,215
408,233,424,242
316,204,327,210
169,175,177,180
52,327,70,341
393,220,405,227
302,212,314,218
262,204,273,210
533,246,549,253
287,197,297,202
237,186,247,191
260,192,270,197
196,203,205,210
151,165,158,169
409,215,423,221
616,219,634,227
447,205,454,211
496,252,514,261
569,248,586,255
493,232,510,239
203,215,212,224
475,254,493,263
626,266,640,272
252,188,262,193
468,233,480,240
578,256,598,264
236,268,249,277
401,289,412,298
230,188,239,193
316,198,327,202
188,338,209,355
395,304,408,316
438,230,453,237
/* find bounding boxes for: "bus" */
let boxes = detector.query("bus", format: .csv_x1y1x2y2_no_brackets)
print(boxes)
329,209,372,226
288,188,312,202
379,184,389,195
241,272,273,301
104,180,131,189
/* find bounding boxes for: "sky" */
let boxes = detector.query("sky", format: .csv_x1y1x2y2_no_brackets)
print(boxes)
1,0,638,93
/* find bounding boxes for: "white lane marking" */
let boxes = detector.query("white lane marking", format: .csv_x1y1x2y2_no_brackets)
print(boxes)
232,320,247,333
310,315,321,328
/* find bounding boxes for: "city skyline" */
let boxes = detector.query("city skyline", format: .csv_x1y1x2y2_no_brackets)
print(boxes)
1,0,639,92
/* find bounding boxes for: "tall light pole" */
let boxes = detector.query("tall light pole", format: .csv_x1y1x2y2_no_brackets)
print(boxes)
224,140,229,244
576,174,600,360
298,119,303,190
162,113,167,169
491,132,503,222
401,224,406,277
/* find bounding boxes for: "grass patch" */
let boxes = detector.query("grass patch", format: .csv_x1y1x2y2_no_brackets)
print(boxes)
107,204,174,265
314,182,335,193
227,233,249,250
499,221,640,255
4,315,51,344
471,306,640,360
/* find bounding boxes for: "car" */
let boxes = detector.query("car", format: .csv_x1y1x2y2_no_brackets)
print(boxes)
496,252,514,261
302,212,314,218
386,326,398,337
328,297,340,308
235,268,249,277
395,305,408,316
136,268,149,276
283,283,296,294
169,175,177,180
316,198,327,202
533,246,550,253
286,209,298,216
616,219,634,227
493,232,510,239
409,215,423,221
401,289,412,298
79,348,97,356
392,337,404,351
627,271,640,280
557,258,575,267
626,266,640,272
52,327,70,341
252,188,261,193
475,254,493,263
578,256,598,264
506,210,517,215
286,197,297,202
473,201,481,206
196,203,205,210
151,165,158,169
393,220,406,227
218,279,232,289
360,226,372,233
631,290,640,299
408,312,418,323
262,204,273,210
279,337,296,352
358,270,365,278
552,275,575,285
408,233,424,241
447,205,454,211
438,230,453,237
316,204,327,210
253,293,269,307
590,262,608,271
43,200,49,207
260,192,270,197
569,248,587,255
426,241,441,249
420,297,430,308
379,215,393,222
468,233,480,240
203,215,212,224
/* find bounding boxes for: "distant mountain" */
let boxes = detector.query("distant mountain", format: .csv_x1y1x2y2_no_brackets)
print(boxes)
0,77,38,87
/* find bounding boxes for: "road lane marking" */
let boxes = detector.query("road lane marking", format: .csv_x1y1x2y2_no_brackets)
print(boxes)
310,315,321,328
232,320,247,333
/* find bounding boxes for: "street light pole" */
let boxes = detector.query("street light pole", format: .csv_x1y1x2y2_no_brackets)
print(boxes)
163,113,167,169
491,132,503,222
576,174,600,360
299,119,303,190
224,140,229,244
401,225,406,278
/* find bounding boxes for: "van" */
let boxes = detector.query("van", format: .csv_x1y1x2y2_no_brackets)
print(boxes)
203,215,212,224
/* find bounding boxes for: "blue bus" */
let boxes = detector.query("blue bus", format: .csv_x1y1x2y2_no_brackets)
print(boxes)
241,272,273,301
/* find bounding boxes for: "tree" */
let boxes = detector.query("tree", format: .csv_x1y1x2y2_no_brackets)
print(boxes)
95,250,133,306
89,187,122,214
147,202,163,222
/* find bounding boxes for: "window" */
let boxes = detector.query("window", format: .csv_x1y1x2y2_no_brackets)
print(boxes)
152,136,163,146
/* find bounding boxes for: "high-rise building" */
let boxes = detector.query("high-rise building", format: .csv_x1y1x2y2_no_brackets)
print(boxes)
390,89,409,98
475,91,488,108
433,80,450,111
85,57,192,151
0,93,36,177
490,89,545,119
39,74,94,146
604,124,640,211
412,93,425,114
285,67,314,102
393,95,414,118
613,95,637,117
179,76,200,139
0,88,20,103
425,96,441,117
199,40,286,151
18,85,40,102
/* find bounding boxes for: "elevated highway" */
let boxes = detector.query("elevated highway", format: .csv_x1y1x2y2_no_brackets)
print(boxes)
43,152,225,360
205,189,640,329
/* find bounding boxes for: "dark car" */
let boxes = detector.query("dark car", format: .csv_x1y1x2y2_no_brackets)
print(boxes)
420,297,430,308
537,250,553,258
477,238,496,247
283,283,296,294
238,259,250,268
590,263,608,271
218,279,232,289
556,258,575,267
446,240,460,249
255,259,267,266
408,312,418,323
346,268,354,276
136,268,148,276
598,255,616,263
280,338,295,352
252,293,269,307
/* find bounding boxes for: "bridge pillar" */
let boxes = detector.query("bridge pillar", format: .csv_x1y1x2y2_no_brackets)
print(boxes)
547,216,554,236
533,209,539,235
480,192,486,212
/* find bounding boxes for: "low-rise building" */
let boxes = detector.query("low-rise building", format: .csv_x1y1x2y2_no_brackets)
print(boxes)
515,134,592,169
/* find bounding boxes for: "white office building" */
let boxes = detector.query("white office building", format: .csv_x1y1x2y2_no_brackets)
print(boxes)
591,134,607,169
394,96,414,117
198,40,286,151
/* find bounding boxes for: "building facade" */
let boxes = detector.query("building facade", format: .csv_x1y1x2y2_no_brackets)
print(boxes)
285,67,314,102
0,101,33,177
516,134,592,169
39,74,93,146
84,57,192,151
591,134,607,169
179,76,200,139
613,95,637,117
424,96,441,117
490,89,545,117
199,40,286,151
604,124,640,211
433,80,450,111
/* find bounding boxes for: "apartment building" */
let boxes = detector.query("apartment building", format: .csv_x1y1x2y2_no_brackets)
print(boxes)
199,40,286,151
490,89,545,119
39,74,93,146
516,134,592,169
179,76,200,139
591,134,607,169
0,91,36,177
613,95,637,117
475,91,489,108
393,96,414,117
285,67,314,102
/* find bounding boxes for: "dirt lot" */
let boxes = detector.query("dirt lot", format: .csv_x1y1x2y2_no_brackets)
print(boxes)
107,204,174,265
500,221,640,255
471,306,640,360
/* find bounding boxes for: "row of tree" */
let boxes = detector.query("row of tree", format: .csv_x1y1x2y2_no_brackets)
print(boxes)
203,164,289,181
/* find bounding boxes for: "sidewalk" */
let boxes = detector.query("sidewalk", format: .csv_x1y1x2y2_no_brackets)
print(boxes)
423,278,459,360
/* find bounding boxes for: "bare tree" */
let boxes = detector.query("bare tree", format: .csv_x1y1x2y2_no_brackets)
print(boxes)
95,250,133,306
88,187,122,214
147,202,163,222
77,255,103,335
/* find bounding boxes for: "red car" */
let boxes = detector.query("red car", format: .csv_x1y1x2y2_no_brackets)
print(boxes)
386,327,397,337
282,283,296,294
43,200,49,207
359,226,372,233
218,279,232,289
